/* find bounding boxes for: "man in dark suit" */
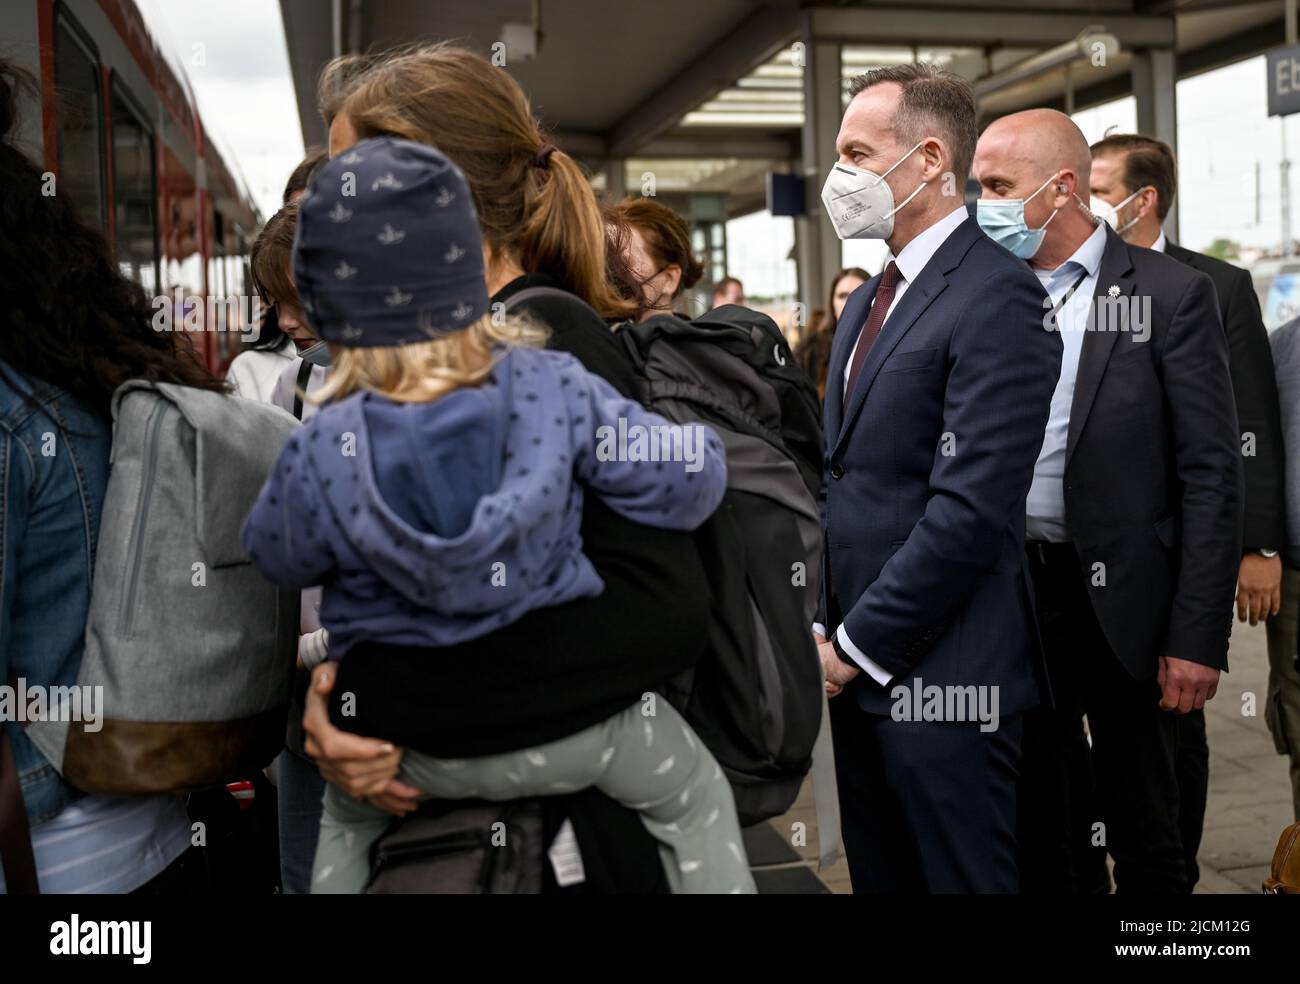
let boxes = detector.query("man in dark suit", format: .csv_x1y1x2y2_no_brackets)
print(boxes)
974,110,1242,893
816,64,1062,893
1090,134,1286,890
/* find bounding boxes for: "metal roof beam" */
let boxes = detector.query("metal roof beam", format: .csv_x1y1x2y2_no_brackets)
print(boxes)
636,136,799,158
808,5,1175,48
605,4,801,158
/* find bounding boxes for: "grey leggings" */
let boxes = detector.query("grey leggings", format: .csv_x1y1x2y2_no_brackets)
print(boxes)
312,696,755,893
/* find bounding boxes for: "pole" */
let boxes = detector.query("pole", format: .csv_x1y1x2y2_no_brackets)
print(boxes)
1284,0,1297,256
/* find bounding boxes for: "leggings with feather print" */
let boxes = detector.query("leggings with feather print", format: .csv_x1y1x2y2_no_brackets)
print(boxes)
311,695,756,894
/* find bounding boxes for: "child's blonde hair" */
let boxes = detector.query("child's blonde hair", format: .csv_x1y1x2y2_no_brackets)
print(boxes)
311,312,547,404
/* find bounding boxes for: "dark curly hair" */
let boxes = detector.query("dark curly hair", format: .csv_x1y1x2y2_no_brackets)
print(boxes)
0,58,224,419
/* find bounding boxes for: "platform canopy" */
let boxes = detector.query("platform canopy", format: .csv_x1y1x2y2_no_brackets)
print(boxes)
280,0,1290,300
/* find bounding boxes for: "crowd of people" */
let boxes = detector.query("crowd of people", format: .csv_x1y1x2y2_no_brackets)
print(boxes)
2,40,1298,895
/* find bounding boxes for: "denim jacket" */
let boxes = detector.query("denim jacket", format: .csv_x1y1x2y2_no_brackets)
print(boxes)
0,360,109,824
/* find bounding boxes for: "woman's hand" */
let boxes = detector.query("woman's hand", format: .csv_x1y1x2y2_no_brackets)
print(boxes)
302,663,421,814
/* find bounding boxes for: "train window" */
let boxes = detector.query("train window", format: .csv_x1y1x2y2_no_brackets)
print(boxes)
53,12,106,231
110,78,159,295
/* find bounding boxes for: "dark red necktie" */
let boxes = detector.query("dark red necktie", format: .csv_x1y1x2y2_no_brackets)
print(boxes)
844,260,901,401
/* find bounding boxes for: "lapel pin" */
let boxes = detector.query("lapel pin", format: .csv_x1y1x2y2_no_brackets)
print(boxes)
1107,284,1121,297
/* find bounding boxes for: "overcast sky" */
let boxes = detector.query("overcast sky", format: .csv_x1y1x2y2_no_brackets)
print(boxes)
136,0,303,218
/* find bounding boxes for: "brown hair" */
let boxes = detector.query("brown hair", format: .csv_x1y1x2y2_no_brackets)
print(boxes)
317,52,379,127
712,276,743,301
250,203,301,310
816,266,870,334
283,147,328,204
608,197,704,296
848,63,978,181
333,42,637,320
1089,133,1177,221
798,267,870,398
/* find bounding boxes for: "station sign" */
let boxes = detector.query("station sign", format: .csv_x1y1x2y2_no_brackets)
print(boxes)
1267,44,1300,117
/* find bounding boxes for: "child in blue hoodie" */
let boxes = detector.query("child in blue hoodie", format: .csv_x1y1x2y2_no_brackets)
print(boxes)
241,137,753,894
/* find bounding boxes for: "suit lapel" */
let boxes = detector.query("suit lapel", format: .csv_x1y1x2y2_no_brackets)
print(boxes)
831,218,981,458
1064,226,1136,466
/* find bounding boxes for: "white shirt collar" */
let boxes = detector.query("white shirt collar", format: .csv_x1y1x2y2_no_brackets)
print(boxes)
1040,220,1107,282
1152,230,1167,253
887,205,969,285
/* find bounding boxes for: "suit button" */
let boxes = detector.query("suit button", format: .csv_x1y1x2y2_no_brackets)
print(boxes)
830,464,845,479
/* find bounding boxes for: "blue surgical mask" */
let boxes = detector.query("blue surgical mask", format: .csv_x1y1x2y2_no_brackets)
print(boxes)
976,173,1063,259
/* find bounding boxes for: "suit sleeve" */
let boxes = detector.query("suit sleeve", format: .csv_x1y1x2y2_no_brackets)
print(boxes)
814,477,829,633
1223,267,1286,551
1159,272,1243,668
839,271,1062,677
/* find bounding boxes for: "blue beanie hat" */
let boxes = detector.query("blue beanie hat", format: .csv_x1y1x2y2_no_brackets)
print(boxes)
292,136,490,347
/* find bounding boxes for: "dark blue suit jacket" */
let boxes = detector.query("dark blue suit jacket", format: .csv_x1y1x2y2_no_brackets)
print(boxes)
822,216,1062,717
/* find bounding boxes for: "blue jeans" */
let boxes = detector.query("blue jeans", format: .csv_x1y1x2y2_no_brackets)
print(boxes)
276,748,326,894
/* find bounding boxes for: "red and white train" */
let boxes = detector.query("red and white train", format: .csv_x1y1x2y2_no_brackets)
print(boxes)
5,0,261,375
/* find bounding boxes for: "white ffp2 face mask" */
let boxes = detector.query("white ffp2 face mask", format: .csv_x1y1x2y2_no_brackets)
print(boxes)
1089,187,1144,236
820,141,927,240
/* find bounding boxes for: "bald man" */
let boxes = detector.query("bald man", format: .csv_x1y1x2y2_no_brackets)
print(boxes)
974,110,1242,894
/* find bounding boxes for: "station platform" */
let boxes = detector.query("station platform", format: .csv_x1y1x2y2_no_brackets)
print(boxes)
765,618,1294,895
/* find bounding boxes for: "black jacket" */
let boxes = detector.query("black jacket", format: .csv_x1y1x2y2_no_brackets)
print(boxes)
1165,242,1286,553
330,273,709,893
1065,228,1242,675
331,272,711,754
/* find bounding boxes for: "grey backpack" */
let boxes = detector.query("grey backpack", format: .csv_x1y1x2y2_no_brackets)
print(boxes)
26,381,300,794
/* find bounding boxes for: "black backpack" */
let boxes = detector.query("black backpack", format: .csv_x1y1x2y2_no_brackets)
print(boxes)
618,304,826,825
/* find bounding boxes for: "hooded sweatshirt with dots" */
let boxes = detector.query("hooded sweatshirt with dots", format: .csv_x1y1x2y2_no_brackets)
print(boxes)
240,345,727,659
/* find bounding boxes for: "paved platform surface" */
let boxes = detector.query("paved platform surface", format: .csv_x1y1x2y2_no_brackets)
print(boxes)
765,619,1296,894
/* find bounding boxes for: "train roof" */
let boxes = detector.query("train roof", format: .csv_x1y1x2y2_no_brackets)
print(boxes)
112,0,261,227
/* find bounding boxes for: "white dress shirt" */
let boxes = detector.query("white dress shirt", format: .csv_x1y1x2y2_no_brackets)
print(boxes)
822,204,971,686
1025,220,1108,541
1152,229,1167,253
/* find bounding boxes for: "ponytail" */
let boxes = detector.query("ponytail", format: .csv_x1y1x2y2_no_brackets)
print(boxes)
337,43,639,321
520,147,634,319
